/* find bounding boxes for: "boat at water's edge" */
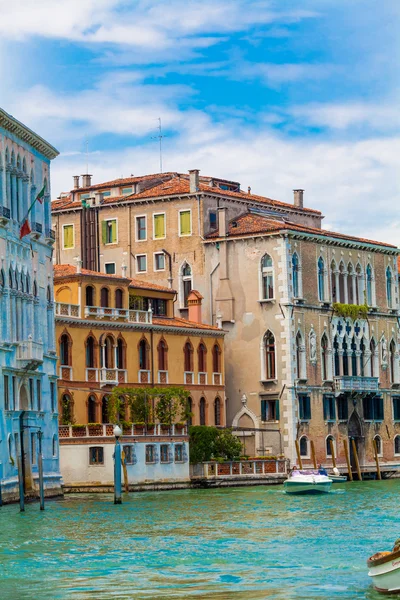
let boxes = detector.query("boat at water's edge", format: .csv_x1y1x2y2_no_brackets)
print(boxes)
367,549,400,594
284,471,332,494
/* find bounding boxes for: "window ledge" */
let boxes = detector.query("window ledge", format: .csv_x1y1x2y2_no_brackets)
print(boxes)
259,299,276,305
299,419,310,424
296,378,308,384
260,379,278,384
293,298,304,304
320,302,331,308
324,420,336,424
261,420,280,424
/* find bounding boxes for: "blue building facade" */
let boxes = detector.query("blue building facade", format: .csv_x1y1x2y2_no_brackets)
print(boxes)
0,108,62,503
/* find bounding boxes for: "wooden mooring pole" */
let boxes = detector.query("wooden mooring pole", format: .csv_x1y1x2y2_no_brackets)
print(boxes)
329,438,337,470
373,439,382,480
295,439,303,470
351,438,362,481
343,439,353,481
121,450,129,493
310,440,317,469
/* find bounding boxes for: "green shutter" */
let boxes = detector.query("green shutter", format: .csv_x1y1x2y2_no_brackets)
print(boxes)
101,221,107,244
180,211,191,235
323,396,328,420
111,220,117,243
275,400,280,421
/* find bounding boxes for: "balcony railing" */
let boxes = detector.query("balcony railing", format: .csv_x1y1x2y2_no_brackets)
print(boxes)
184,371,194,384
45,228,56,241
334,376,379,393
0,206,11,221
198,372,207,385
16,339,43,366
86,368,99,382
129,309,152,324
55,302,80,318
158,370,169,384
84,306,152,324
139,369,151,383
213,372,222,385
59,423,188,439
191,459,288,479
60,365,73,380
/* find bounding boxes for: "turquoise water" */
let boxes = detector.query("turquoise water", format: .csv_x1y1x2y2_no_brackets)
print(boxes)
1,481,399,599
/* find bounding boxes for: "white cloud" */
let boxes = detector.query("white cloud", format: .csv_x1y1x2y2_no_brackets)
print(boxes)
232,62,334,86
292,102,400,131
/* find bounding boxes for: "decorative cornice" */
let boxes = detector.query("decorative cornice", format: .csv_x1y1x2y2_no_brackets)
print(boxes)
0,108,59,160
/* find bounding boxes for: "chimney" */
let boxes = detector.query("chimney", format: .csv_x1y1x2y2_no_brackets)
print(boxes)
293,189,304,209
94,191,103,206
75,257,82,274
73,175,80,189
81,174,92,188
248,186,251,195
187,290,203,324
218,207,229,237
189,169,200,193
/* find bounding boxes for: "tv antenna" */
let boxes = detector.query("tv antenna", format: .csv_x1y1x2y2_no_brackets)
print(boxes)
151,118,165,173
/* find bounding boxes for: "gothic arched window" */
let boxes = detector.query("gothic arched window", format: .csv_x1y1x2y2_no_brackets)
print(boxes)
370,339,377,377
318,257,325,301
116,337,125,369
86,285,95,307
386,266,393,308
366,264,373,306
292,252,300,298
181,263,192,307
390,340,396,383
115,288,124,309
212,344,221,373
322,334,329,381
198,343,207,373
214,397,221,426
88,395,97,423
261,254,274,300
158,339,168,371
299,435,308,457
184,341,193,372
138,338,149,370
326,435,335,457
60,334,71,366
86,336,95,368
264,331,276,380
199,397,206,426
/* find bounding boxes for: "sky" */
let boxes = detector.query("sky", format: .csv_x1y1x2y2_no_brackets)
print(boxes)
1,0,400,244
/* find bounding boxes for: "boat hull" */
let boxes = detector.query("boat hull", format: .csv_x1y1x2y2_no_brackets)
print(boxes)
368,550,400,594
283,480,332,495
329,475,347,483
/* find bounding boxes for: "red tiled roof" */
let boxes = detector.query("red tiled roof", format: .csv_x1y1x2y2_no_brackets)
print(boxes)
153,316,221,332
72,172,178,193
54,264,175,292
205,212,398,249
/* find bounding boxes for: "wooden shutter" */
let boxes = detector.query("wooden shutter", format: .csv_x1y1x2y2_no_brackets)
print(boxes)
111,220,117,243
101,221,107,244
180,211,191,235
154,214,165,238
64,225,73,248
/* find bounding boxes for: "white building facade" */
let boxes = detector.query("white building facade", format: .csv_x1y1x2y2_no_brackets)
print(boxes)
0,108,62,503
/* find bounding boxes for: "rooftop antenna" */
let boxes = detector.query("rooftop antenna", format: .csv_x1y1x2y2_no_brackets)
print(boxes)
151,118,165,173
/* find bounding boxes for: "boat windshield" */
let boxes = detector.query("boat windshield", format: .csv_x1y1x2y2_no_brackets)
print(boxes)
290,470,321,477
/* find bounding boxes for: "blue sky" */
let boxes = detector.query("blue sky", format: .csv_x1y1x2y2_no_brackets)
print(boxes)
1,0,400,243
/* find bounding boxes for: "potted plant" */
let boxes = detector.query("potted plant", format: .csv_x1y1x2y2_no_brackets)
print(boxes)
88,422,103,436
122,421,133,435
71,424,86,437
134,422,145,435
160,423,170,435
174,422,185,435
146,422,155,434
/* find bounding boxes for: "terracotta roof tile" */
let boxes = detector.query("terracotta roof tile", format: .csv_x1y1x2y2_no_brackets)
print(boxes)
206,212,398,249
75,172,178,193
153,316,222,332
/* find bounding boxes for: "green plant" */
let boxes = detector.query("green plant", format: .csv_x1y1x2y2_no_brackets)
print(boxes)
71,424,86,429
189,426,243,463
214,428,243,460
332,302,368,320
87,422,102,427
60,394,75,425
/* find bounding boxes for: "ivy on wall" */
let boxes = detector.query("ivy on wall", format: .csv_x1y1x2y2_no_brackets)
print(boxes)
332,302,368,321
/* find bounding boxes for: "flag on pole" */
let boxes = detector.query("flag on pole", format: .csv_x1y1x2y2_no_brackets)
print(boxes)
35,184,46,204
19,219,32,239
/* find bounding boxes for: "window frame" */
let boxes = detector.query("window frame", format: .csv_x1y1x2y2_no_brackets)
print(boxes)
260,254,274,302
298,394,311,421
123,445,134,465
178,209,192,237
261,398,279,422
135,215,147,242
104,218,118,245
136,254,147,274
145,444,156,464
153,212,166,240
394,435,400,456
104,262,116,275
154,252,166,272
62,223,75,250
323,394,336,422
174,444,184,462
393,396,400,421
89,446,104,466
160,444,170,463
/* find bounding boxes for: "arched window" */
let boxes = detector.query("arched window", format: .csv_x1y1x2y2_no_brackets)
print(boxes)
360,338,366,377
292,252,300,298
356,263,362,305
212,344,221,373
342,338,349,376
318,257,325,301
338,262,345,303
296,332,306,380
52,434,57,457
390,340,396,383
394,435,400,456
347,263,354,304
199,397,206,426
116,337,125,369
86,336,95,368
139,338,149,370
214,397,221,426
299,436,308,457
184,341,193,372
9,268,14,289
60,334,71,366
374,435,382,457
100,287,109,308
25,274,30,294
103,335,115,369
0,269,5,288
188,397,193,427
261,254,274,300
115,288,124,309
47,285,52,303
198,343,207,372
386,266,393,308
101,396,109,424
351,336,357,376
61,394,73,424
158,339,168,371
88,395,97,423
264,331,276,380
366,264,373,306
33,280,38,297
181,263,192,307
370,339,376,377
326,435,335,457
322,334,329,381
330,260,337,302
8,434,13,463
86,285,95,306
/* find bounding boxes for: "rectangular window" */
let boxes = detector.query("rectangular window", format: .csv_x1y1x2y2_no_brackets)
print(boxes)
209,212,217,229
4,375,9,410
122,187,133,195
160,444,169,463
374,396,384,421
37,380,42,411
105,263,116,275
154,253,165,271
152,298,167,316
89,447,104,465
31,433,37,465
136,216,147,241
337,396,348,421
102,190,111,197
179,210,191,236
123,445,134,465
79,193,90,200
174,444,184,462
323,394,336,421
63,224,74,249
393,396,400,421
153,213,166,239
145,444,155,463
261,399,280,422
363,396,384,420
102,219,117,244
50,381,56,413
136,255,147,273
298,394,311,421
12,376,16,411
29,378,34,409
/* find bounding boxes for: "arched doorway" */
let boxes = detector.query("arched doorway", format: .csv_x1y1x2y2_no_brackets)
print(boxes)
348,410,363,478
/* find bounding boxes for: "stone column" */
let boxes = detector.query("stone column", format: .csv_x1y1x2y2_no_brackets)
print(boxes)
352,275,357,305
343,272,348,304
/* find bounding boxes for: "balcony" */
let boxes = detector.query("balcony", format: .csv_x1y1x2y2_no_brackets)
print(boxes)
213,372,222,385
138,369,151,383
198,372,208,385
59,365,73,380
31,222,42,239
16,339,43,369
45,228,56,243
184,371,194,385
334,376,379,393
158,370,169,384
55,302,80,318
84,306,152,324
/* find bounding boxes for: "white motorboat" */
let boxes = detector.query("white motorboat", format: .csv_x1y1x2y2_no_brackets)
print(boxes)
283,470,332,494
368,548,400,594
329,474,347,483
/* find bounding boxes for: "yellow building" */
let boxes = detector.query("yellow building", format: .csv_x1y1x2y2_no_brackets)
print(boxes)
54,264,225,427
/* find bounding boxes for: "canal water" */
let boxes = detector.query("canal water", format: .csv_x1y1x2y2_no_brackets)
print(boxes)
1,480,399,599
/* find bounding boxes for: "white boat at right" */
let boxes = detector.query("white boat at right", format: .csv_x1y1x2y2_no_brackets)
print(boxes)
368,545,400,594
283,470,332,495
